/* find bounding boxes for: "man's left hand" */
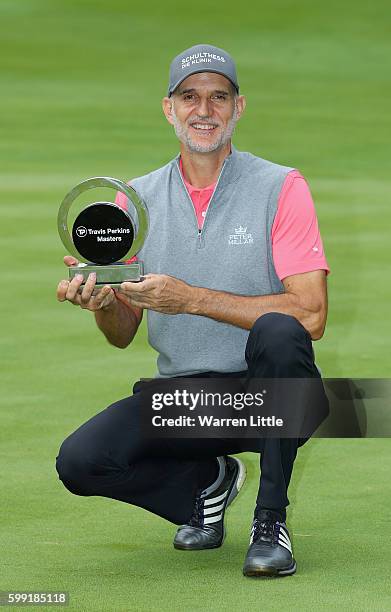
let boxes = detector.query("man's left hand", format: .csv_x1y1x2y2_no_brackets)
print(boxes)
120,274,195,314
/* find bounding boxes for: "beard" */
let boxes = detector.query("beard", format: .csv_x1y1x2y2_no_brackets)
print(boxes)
171,103,238,153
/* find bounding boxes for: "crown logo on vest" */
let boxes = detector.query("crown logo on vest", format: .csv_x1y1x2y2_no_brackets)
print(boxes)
229,225,254,245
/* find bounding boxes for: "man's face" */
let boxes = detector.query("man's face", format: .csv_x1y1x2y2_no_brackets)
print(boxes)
162,73,246,153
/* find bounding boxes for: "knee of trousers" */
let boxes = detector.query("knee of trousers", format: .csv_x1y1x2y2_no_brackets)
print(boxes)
245,312,312,368
55,435,102,496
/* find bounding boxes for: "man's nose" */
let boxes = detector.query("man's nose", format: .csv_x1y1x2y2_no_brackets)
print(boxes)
197,96,212,118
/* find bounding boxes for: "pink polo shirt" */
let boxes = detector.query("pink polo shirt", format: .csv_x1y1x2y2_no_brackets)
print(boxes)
180,160,329,280
180,159,216,229
115,161,330,280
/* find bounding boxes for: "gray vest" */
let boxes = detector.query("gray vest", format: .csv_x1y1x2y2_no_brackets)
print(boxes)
131,146,294,377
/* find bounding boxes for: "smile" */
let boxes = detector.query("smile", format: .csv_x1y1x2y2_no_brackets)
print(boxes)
190,123,218,132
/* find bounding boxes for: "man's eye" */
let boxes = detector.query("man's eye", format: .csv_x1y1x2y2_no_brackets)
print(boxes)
212,95,227,101
183,95,195,101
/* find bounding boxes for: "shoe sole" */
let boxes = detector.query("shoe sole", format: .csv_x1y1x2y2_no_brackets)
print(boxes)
243,560,297,578
174,456,246,551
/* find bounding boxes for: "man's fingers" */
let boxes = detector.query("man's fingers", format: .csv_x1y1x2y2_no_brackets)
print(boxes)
120,281,142,293
57,280,69,302
58,279,82,306
64,255,79,267
94,285,114,308
120,278,154,293
120,273,164,294
80,273,96,305
69,293,83,307
65,274,84,301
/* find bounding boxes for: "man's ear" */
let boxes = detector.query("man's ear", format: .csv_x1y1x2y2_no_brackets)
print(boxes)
235,95,246,121
162,96,175,126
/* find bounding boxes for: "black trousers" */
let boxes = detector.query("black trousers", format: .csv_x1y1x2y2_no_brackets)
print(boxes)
56,312,321,525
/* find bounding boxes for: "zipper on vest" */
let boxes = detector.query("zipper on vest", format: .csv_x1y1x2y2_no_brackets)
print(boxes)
176,157,228,249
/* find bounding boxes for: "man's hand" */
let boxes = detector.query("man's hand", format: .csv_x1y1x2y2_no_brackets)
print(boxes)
120,269,327,340
120,273,194,314
119,269,327,340
57,256,116,312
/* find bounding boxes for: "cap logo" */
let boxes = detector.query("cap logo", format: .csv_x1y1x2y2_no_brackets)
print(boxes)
181,52,226,69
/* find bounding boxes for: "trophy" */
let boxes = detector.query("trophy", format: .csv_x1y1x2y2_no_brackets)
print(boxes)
58,177,149,287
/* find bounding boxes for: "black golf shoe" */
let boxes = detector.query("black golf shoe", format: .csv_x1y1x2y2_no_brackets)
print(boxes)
243,510,296,577
173,456,246,551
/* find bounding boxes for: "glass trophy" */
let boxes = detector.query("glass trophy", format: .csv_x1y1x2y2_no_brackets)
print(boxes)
58,177,149,286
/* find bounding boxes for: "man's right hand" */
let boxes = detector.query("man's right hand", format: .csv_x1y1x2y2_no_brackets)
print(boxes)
57,256,116,312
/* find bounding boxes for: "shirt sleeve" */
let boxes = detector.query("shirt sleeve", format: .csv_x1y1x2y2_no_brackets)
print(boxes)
114,189,129,210
271,170,330,281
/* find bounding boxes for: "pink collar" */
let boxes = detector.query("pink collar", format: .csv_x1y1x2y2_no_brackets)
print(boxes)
179,158,216,194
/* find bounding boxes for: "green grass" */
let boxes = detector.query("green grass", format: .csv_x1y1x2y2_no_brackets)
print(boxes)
1,0,391,610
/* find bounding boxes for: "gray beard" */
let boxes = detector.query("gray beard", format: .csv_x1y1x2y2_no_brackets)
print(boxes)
171,105,238,153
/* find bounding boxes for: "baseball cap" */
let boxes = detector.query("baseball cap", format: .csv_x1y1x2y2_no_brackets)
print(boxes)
168,44,239,97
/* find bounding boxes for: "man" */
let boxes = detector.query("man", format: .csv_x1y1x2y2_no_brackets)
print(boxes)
56,44,329,577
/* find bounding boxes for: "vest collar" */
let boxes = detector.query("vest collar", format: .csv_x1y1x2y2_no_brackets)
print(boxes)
173,144,243,190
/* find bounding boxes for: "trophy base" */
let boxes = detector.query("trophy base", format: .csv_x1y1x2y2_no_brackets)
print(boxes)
69,262,144,287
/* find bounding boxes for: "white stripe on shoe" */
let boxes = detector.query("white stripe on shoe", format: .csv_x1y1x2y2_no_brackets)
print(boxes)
279,531,290,543
203,502,225,515
279,524,290,539
278,528,292,553
204,489,229,506
204,513,223,524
